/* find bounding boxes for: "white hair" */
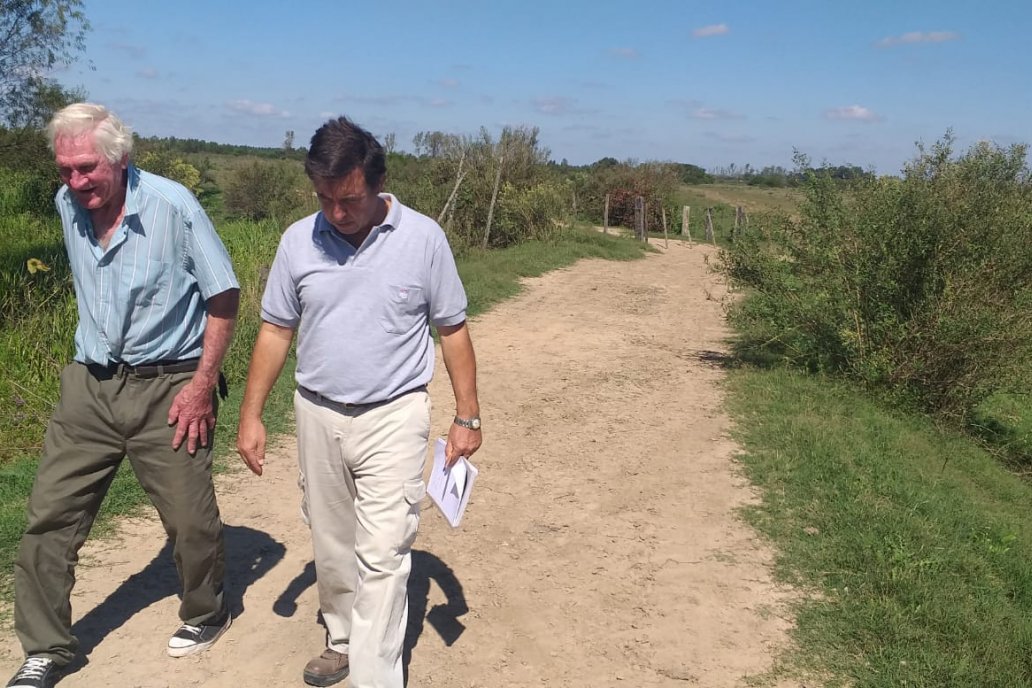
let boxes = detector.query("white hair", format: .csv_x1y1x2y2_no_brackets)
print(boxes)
46,103,134,163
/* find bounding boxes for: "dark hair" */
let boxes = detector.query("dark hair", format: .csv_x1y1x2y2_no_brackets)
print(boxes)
305,116,387,189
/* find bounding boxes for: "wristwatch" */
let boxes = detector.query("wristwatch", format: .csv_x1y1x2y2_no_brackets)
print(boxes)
453,415,481,430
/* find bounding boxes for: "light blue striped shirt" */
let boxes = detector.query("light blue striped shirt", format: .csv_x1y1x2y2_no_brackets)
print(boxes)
55,165,239,365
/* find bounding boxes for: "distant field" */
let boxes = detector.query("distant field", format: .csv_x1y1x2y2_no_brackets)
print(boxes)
679,182,802,216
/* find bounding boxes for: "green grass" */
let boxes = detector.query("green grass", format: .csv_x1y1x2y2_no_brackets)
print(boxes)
728,367,1032,687
661,182,802,246
686,182,803,216
970,392,1032,468
0,224,648,599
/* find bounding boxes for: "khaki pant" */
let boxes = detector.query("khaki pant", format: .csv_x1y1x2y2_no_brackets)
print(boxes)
14,363,225,665
294,388,429,688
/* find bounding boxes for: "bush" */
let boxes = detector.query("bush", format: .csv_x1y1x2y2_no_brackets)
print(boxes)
134,150,202,194
720,136,1032,423
491,180,572,247
572,161,679,229
0,128,59,216
222,160,308,221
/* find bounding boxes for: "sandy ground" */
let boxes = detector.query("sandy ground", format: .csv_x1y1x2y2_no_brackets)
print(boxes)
1,240,798,687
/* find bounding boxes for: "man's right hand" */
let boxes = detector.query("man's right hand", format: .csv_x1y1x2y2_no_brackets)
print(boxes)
237,416,268,476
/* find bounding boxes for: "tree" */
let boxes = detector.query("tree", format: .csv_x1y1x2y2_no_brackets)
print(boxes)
282,129,295,154
0,1,90,123
3,74,85,128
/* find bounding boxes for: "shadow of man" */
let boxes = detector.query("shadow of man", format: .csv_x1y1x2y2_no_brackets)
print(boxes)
268,548,468,687
65,524,285,675
404,549,469,686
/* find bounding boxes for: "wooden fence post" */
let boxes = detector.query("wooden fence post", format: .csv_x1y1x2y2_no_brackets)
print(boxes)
661,206,669,248
644,200,649,242
603,193,610,234
634,196,645,242
704,207,714,243
682,205,692,244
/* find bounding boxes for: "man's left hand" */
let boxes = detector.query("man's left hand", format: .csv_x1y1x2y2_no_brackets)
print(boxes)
168,379,216,454
445,423,482,468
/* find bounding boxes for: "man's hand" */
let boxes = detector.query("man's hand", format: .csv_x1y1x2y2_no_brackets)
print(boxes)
168,378,216,454
445,422,482,468
236,415,268,476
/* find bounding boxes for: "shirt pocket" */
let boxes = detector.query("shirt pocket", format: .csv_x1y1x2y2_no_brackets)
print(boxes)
378,284,425,334
120,258,170,308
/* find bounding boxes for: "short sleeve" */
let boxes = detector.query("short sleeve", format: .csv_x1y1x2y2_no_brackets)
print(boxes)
261,237,302,328
428,233,468,327
186,207,240,299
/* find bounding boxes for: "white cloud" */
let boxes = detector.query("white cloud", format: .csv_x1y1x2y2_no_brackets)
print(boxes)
705,131,755,144
437,78,460,89
534,97,574,115
225,99,290,118
877,31,960,47
136,68,159,80
691,107,742,120
532,97,596,117
692,24,729,38
824,105,882,122
609,47,640,60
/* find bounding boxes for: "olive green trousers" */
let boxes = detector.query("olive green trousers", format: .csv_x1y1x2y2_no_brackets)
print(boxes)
13,363,225,665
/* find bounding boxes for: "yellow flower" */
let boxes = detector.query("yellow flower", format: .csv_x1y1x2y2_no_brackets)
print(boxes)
26,258,50,274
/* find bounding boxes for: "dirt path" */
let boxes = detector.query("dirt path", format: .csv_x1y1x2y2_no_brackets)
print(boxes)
2,242,797,687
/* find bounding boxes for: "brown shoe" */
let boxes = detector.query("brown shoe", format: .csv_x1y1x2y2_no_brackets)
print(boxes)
303,649,350,687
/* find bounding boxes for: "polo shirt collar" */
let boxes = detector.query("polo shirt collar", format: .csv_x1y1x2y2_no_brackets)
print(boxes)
379,193,400,229
315,193,401,236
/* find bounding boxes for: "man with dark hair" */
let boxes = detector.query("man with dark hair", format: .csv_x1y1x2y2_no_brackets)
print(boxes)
6,103,238,688
236,116,482,688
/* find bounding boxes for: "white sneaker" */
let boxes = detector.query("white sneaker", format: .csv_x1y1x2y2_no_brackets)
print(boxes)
167,611,232,658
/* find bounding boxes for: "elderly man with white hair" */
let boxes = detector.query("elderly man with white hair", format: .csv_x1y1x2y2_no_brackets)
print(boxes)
6,103,239,688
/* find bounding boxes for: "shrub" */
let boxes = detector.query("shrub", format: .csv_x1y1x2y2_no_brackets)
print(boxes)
0,128,59,216
222,160,308,221
134,150,202,194
491,180,572,247
720,136,1032,423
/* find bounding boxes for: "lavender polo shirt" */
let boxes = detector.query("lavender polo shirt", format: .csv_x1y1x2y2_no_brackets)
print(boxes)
56,165,239,365
261,194,468,405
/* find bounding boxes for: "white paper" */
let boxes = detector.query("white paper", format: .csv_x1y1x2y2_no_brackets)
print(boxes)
427,438,478,528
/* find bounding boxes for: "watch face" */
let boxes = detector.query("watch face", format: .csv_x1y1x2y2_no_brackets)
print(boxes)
471,418,481,430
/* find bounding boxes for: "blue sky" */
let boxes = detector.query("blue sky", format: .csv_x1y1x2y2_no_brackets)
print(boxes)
58,0,1032,174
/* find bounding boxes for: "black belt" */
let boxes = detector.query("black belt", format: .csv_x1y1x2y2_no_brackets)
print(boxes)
84,359,228,399
87,358,201,379
298,384,426,412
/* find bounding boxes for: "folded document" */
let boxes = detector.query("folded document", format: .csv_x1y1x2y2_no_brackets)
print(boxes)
427,438,478,528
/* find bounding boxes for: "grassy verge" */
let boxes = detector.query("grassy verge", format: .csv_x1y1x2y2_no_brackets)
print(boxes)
0,226,648,599
727,367,1032,687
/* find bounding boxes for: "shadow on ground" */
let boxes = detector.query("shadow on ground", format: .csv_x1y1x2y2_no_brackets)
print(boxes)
64,524,285,677
270,549,469,687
